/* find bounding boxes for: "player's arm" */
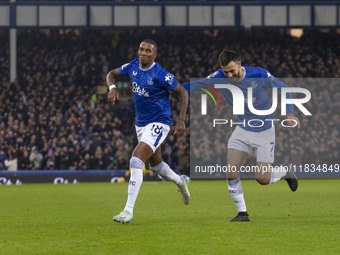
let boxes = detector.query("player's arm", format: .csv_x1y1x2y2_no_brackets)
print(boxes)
264,70,300,128
272,80,300,128
182,70,222,92
106,68,121,105
173,82,188,135
286,113,300,128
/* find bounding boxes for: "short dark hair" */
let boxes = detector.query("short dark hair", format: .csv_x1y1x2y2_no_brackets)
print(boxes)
141,39,157,52
219,49,240,66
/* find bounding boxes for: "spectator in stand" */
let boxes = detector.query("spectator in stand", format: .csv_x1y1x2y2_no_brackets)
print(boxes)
114,138,130,165
162,144,179,174
0,148,7,170
45,148,56,170
5,145,18,171
116,157,127,170
29,146,43,170
18,147,32,170
58,146,70,170
176,139,190,175
90,146,104,169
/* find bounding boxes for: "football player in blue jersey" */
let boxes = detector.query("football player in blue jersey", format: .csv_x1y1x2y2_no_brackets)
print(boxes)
107,39,190,224
183,49,300,222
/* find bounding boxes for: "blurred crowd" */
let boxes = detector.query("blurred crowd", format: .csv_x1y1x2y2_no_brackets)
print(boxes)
4,0,330,2
0,29,339,171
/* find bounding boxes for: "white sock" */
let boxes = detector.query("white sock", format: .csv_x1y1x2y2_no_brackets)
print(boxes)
124,157,144,214
227,178,247,212
270,166,288,184
151,161,181,185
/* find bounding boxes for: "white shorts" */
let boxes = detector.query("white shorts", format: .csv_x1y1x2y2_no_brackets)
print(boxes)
228,126,275,163
135,122,170,153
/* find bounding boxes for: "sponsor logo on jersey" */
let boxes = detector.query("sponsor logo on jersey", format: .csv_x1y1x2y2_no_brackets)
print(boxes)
121,63,129,70
165,73,174,84
207,71,219,79
132,82,149,97
132,70,138,76
267,72,274,81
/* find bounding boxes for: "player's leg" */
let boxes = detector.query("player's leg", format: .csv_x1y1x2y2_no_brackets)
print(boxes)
113,141,153,224
227,148,250,222
270,162,298,191
113,122,176,223
256,161,298,191
124,142,154,212
255,162,271,185
255,127,276,186
255,127,298,191
226,126,253,222
149,147,190,205
282,162,298,191
149,147,181,184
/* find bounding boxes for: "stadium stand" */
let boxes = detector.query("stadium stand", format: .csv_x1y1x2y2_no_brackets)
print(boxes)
0,29,339,171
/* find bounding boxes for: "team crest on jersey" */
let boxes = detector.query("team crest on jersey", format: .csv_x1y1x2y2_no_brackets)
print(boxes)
132,82,149,97
250,80,257,88
132,70,138,76
147,76,154,85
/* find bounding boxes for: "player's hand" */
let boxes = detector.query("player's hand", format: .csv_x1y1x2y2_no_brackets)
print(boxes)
174,120,186,135
107,89,119,105
287,114,300,128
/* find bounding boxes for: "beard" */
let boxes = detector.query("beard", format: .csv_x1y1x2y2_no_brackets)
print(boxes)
139,57,151,68
236,67,241,79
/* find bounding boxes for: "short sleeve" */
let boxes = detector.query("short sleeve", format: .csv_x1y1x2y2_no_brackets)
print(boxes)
260,68,294,113
207,69,225,79
119,62,131,76
260,68,278,88
158,69,178,91
182,69,224,92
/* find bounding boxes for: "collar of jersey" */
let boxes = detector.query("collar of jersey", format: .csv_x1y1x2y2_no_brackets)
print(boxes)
139,62,155,71
238,66,246,81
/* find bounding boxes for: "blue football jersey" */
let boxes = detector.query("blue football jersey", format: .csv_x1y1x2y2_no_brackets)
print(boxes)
119,59,178,127
183,66,294,132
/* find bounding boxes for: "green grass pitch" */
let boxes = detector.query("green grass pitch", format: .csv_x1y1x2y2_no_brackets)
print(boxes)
0,179,339,255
